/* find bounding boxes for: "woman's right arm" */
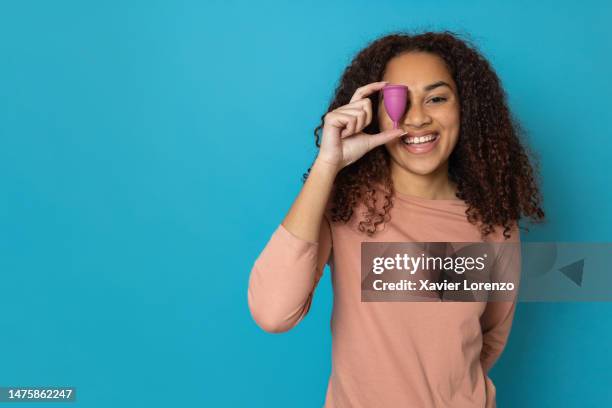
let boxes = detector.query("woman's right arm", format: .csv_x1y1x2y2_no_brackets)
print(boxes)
247,81,407,333
247,159,336,333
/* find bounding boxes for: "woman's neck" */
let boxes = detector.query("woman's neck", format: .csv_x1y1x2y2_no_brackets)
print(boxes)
390,161,458,200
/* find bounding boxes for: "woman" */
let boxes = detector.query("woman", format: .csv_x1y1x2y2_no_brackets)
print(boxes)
247,31,545,407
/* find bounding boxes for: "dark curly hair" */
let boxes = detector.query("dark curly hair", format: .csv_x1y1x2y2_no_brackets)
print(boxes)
303,30,545,240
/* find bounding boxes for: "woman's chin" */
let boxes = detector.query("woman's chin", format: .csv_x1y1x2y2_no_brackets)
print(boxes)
392,151,445,175
406,164,443,176
401,155,447,175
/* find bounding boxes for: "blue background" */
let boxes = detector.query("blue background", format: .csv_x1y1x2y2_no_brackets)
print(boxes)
1,0,611,406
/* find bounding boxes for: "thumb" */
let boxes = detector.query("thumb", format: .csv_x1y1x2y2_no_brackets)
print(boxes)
367,128,407,149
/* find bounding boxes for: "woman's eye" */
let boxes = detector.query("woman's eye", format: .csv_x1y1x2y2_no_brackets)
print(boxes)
428,97,447,104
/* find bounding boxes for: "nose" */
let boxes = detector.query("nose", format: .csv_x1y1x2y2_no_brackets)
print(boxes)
402,101,431,128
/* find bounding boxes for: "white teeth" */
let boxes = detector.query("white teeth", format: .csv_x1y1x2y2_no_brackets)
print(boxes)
402,133,438,145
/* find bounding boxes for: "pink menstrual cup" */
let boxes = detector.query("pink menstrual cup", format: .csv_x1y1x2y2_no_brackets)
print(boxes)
382,85,408,129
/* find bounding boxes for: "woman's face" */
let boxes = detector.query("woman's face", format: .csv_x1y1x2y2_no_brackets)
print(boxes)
378,51,460,176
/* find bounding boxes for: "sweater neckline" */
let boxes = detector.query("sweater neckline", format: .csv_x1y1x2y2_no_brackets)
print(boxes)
393,188,466,206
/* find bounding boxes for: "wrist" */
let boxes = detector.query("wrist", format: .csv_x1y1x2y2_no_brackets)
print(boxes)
313,157,341,176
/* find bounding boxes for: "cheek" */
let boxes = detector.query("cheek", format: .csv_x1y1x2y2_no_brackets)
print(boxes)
441,124,459,148
383,138,402,157
439,105,460,126
440,109,460,139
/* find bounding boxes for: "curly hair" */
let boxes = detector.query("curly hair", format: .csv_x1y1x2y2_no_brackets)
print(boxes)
303,30,545,240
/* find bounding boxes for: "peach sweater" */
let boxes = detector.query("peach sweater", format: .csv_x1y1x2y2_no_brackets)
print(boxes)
248,185,520,408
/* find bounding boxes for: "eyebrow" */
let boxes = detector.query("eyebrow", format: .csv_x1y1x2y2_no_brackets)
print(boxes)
423,80,452,92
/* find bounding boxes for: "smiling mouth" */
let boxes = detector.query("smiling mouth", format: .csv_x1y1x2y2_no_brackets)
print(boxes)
400,132,440,145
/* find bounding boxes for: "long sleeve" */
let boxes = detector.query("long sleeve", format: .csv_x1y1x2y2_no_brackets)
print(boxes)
479,222,522,374
247,217,333,333
479,301,517,374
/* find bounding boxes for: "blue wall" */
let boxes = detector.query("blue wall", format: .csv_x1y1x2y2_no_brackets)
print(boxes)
1,1,611,406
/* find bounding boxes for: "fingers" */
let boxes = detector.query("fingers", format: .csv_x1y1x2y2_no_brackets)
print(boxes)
334,107,366,137
334,111,357,138
349,81,388,104
328,110,366,138
333,98,373,136
338,98,372,129
324,81,388,142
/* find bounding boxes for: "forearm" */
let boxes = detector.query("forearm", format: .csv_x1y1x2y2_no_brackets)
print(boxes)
480,300,517,373
282,158,338,243
248,158,336,333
